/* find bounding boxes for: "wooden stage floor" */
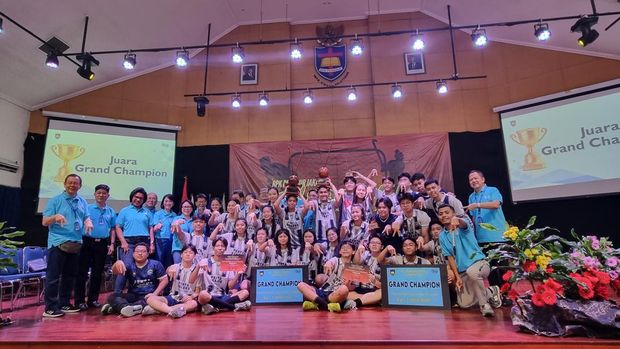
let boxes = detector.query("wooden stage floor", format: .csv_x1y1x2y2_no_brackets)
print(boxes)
0,300,618,349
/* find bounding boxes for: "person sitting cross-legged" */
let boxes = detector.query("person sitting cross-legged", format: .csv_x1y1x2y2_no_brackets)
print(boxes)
142,245,200,319
101,242,168,317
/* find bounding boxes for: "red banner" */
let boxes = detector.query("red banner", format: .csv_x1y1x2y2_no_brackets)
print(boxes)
229,133,453,198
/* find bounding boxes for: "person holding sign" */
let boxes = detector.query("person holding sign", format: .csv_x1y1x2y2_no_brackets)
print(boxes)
346,235,389,309
42,174,94,317
297,240,357,313
192,237,252,315
272,229,301,266
143,245,200,318
437,204,501,317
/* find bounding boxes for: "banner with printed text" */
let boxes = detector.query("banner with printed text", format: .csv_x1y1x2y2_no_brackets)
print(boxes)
229,133,453,198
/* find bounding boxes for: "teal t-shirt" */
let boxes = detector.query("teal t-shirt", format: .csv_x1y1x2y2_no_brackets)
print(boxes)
43,192,90,248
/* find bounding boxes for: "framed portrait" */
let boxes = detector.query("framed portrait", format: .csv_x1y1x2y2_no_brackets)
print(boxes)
404,52,425,75
240,63,258,85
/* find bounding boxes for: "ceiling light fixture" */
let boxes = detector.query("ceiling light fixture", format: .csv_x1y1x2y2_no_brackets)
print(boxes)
347,86,357,101
176,49,189,67
232,43,245,63
534,22,551,41
436,80,448,94
76,52,99,80
471,27,488,47
571,15,599,47
412,30,424,50
231,93,241,108
193,96,209,117
303,90,313,104
123,52,136,70
350,34,363,55
45,53,59,68
391,84,403,98
290,38,302,59
258,92,269,106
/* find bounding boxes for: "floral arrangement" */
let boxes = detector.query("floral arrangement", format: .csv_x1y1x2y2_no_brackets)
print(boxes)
484,217,620,307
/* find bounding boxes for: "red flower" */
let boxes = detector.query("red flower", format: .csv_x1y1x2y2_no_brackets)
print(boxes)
574,276,595,300
502,270,514,282
531,293,545,307
594,284,610,300
612,278,620,290
583,271,600,285
500,282,511,293
523,260,537,273
535,284,548,294
544,278,564,295
541,290,557,305
508,289,520,300
595,271,611,285
546,266,554,273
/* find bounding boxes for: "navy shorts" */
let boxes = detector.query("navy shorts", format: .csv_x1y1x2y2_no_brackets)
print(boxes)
165,295,182,306
213,294,234,303
316,288,332,301
353,286,376,295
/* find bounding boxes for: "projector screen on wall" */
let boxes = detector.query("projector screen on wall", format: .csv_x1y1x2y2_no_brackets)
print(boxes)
499,84,620,203
38,118,177,212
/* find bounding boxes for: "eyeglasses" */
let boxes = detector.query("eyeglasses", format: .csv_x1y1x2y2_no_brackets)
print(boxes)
134,249,148,254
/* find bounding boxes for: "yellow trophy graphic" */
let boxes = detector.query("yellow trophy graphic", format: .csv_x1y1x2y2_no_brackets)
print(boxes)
51,144,85,182
510,128,547,171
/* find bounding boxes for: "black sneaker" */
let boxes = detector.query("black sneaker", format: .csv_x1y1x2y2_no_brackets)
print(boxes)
78,303,89,311
61,305,81,313
88,301,102,308
43,309,65,318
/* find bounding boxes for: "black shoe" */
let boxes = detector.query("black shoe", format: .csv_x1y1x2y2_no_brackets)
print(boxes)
88,301,102,308
43,309,65,318
78,303,89,311
60,305,81,313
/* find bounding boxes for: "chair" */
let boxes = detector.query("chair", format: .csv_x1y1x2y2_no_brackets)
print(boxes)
13,246,47,305
0,249,21,312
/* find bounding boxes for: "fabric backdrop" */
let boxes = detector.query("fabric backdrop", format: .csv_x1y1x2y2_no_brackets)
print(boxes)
229,133,453,198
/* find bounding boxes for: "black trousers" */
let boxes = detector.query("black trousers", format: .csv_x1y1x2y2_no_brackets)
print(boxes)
106,292,145,313
75,236,109,304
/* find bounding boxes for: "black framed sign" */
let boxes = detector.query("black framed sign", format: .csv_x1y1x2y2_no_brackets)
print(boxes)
250,265,308,305
381,264,450,309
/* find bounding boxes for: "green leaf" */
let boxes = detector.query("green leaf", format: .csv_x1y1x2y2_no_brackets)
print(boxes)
526,216,536,229
0,231,25,239
0,222,4,230
480,223,497,231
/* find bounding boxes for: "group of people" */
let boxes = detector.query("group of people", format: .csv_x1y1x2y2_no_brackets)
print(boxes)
41,169,508,319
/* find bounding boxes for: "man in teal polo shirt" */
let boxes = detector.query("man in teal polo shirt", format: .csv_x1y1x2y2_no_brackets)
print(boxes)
114,187,154,292
437,204,501,318
75,184,116,310
42,174,93,318
464,170,508,243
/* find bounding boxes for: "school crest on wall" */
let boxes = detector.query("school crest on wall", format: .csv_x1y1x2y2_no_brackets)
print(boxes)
314,45,347,81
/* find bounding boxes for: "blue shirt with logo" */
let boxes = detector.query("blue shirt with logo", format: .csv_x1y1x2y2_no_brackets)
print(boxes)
117,259,165,295
43,192,90,248
152,209,176,240
87,204,116,239
468,185,507,243
439,218,485,273
116,205,153,237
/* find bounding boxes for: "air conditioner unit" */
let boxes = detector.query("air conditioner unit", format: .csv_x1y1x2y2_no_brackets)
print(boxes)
0,157,19,173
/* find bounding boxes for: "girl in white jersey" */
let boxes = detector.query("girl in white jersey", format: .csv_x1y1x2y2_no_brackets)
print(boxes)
143,245,200,318
274,193,309,249
340,204,370,248
300,229,320,283
208,199,241,235
272,229,300,266
210,218,254,257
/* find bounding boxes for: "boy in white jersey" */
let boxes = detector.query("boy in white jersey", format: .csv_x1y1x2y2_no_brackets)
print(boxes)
176,214,211,262
143,245,200,318
309,184,338,243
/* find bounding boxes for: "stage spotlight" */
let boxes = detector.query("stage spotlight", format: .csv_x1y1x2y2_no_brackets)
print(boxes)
534,23,551,41
436,80,448,94
471,27,488,47
176,49,189,67
45,53,59,68
571,15,599,47
290,39,302,59
391,84,402,99
193,96,209,117
76,53,99,81
303,90,313,104
350,35,363,55
232,43,245,63
123,52,136,70
258,93,269,106
412,30,424,50
231,94,241,108
347,87,357,101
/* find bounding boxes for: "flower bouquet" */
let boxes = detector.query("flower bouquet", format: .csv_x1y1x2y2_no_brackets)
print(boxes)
484,217,620,337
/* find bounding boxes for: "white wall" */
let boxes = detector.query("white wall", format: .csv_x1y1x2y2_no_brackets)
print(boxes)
0,97,29,187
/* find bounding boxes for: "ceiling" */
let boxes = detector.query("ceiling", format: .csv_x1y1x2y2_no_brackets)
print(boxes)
1,0,619,111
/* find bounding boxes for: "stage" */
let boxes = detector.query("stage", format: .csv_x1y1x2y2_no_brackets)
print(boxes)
0,298,618,349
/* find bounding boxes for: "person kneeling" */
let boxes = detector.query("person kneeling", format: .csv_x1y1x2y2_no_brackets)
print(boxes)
143,245,200,318
193,237,252,315
297,240,357,312
437,204,501,317
102,243,168,317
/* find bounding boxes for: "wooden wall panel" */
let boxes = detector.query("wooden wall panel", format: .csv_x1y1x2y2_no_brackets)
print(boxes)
28,12,620,146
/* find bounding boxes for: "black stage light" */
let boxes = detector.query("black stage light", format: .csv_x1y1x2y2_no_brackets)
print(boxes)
193,96,209,117
571,16,599,47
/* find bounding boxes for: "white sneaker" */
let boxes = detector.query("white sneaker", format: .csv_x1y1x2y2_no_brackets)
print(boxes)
201,304,218,315
141,305,159,316
120,305,143,318
233,300,252,312
343,300,357,310
488,285,502,309
480,303,494,317
168,306,186,319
